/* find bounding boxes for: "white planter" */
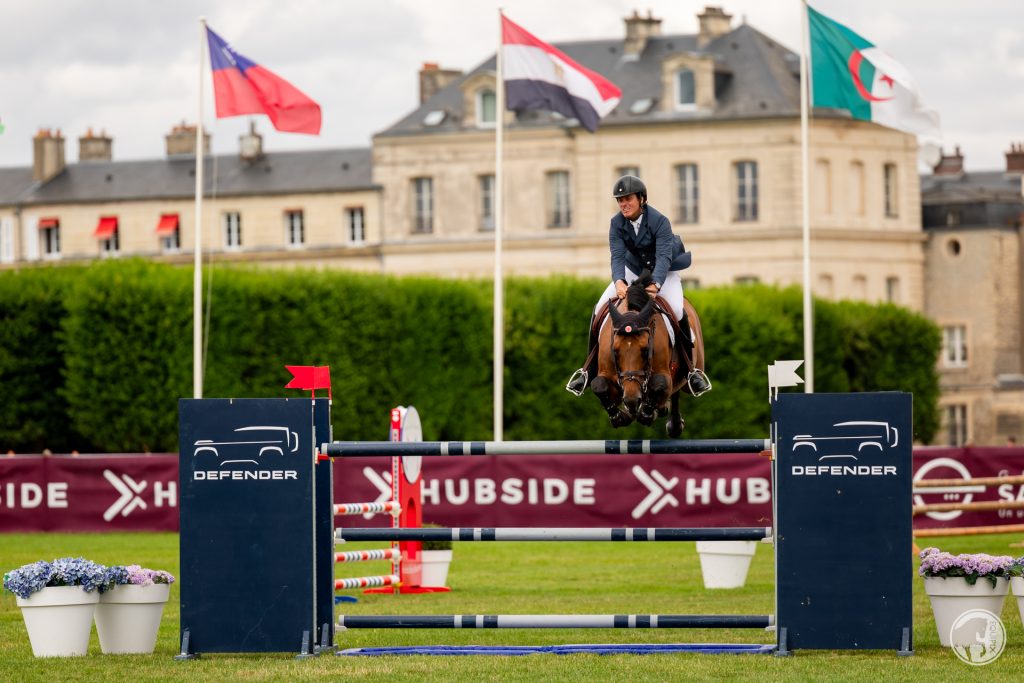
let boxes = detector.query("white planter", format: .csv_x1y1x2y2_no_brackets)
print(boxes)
95,584,171,654
419,549,453,587
923,576,1009,647
1013,577,1024,627
695,541,757,589
15,586,99,657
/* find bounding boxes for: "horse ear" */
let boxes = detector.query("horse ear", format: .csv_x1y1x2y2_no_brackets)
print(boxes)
638,298,655,324
608,302,623,327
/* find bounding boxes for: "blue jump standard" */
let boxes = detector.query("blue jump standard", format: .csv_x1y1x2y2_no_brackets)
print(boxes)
335,527,772,542
321,438,771,457
338,643,777,657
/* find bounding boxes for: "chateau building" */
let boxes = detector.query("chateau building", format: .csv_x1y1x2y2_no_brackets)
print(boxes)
0,6,1011,444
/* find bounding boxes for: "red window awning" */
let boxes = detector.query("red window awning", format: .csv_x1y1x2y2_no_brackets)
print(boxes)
155,214,179,235
94,216,118,239
38,217,59,229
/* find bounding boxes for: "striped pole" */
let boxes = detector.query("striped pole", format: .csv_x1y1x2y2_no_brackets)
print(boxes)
335,549,402,564
336,527,772,543
335,574,400,591
334,501,401,516
339,614,774,629
322,438,771,457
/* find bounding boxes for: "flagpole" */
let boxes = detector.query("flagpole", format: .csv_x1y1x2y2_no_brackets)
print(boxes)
194,17,206,399
493,8,505,441
799,1,814,393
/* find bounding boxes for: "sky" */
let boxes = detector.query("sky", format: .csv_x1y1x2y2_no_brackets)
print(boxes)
1,0,1022,171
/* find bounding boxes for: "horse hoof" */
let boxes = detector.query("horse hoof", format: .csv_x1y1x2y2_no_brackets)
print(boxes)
610,409,633,428
637,405,657,426
665,418,684,438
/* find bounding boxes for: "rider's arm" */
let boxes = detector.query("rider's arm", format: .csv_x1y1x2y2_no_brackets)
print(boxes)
650,213,675,287
609,219,627,284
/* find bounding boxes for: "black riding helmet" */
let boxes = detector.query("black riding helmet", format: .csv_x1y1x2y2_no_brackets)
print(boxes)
612,175,647,203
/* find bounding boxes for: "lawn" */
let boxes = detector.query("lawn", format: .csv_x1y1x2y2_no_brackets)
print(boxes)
1,531,1022,681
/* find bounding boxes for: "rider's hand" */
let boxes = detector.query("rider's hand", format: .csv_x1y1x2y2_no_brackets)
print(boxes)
645,284,659,297
615,280,628,299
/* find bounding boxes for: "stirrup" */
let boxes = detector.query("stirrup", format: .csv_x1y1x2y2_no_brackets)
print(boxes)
687,369,712,397
565,368,588,397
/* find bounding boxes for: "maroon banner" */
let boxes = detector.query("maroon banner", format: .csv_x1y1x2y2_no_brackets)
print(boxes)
2,448,1022,532
0,455,179,532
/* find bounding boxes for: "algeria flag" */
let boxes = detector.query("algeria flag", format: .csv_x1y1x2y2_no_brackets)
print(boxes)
808,6,940,144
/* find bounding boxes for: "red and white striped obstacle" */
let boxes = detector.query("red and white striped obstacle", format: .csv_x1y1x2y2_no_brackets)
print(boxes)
333,406,448,594
334,575,400,591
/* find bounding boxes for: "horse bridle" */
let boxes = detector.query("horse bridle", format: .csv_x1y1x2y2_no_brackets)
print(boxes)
608,300,656,392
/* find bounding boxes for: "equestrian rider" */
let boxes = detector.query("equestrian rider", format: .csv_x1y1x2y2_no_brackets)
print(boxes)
566,174,711,396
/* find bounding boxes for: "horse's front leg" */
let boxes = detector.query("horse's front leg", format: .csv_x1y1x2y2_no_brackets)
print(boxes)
638,373,671,425
592,374,633,428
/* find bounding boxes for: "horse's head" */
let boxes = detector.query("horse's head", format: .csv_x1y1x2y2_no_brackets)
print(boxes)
608,295,656,414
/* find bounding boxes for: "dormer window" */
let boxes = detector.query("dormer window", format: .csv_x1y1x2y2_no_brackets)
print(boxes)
675,69,696,109
477,88,497,127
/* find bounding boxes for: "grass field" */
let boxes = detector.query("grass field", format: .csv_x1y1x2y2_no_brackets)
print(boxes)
1,531,1023,681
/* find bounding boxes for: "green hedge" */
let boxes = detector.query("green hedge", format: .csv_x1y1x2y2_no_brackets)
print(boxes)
0,261,941,451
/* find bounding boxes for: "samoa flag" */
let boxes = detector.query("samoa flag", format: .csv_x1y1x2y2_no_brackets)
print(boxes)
206,26,321,135
501,15,620,133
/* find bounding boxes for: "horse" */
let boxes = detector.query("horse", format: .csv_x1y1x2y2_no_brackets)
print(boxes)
589,273,706,438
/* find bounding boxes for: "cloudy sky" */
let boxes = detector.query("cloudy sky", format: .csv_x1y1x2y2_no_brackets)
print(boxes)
1,0,1021,171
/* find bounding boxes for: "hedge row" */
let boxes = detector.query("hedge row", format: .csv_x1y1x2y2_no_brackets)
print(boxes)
0,260,940,452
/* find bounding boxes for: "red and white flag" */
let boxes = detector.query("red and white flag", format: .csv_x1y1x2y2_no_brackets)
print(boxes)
501,15,621,132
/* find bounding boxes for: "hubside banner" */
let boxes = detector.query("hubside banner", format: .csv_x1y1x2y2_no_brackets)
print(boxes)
0,448,1021,532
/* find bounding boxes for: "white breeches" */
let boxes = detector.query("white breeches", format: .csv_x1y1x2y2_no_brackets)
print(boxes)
594,267,684,320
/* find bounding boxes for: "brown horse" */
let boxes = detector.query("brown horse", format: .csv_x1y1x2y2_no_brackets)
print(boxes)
590,275,706,437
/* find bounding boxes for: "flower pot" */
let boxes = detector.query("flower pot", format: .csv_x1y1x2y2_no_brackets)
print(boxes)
695,541,757,589
15,586,99,657
419,549,453,587
923,576,1009,647
1013,577,1024,626
94,584,171,654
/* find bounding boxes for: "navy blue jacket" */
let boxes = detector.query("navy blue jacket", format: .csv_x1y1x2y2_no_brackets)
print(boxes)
609,204,691,286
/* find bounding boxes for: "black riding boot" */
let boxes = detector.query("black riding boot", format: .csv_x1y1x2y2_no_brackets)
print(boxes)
677,311,711,396
566,315,598,396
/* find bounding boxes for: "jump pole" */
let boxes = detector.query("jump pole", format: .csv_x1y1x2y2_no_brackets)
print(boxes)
323,438,771,457
337,527,772,542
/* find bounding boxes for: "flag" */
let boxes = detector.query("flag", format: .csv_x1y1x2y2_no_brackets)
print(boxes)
206,27,321,135
285,365,332,398
501,15,621,133
768,360,804,401
807,6,939,143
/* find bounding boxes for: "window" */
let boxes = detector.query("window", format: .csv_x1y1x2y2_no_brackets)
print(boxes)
346,207,365,244
156,214,180,254
476,89,496,127
886,276,900,303
675,163,699,224
849,161,865,216
942,325,968,368
412,177,433,233
884,163,898,217
852,274,867,299
96,217,119,257
814,159,832,215
734,275,759,286
224,212,242,249
478,175,495,231
944,404,968,446
0,218,12,263
946,209,960,226
546,171,571,228
681,277,701,291
818,274,834,299
41,220,61,258
675,69,696,109
734,161,758,221
616,166,640,179
285,210,304,248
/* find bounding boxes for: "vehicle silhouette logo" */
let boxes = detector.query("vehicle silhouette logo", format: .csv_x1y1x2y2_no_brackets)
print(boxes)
193,425,300,466
792,420,898,461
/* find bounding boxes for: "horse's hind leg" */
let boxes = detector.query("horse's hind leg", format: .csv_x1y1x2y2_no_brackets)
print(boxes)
665,391,684,437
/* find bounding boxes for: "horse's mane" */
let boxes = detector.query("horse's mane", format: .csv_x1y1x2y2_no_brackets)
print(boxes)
625,270,654,311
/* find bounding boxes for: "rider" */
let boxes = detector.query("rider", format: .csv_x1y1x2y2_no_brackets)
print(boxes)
566,174,711,396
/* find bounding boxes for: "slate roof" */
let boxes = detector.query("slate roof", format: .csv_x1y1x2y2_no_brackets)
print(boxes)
0,147,375,206
377,23,807,137
920,171,1024,204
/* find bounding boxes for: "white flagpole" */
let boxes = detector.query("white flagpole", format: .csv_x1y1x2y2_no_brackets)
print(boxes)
493,8,505,441
799,1,814,393
194,17,206,399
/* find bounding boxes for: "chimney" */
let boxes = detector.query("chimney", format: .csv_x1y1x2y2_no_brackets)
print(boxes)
32,128,66,182
78,127,112,162
1006,142,1024,175
933,145,965,176
624,9,662,58
697,6,733,48
165,120,210,157
419,62,462,104
239,120,263,162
